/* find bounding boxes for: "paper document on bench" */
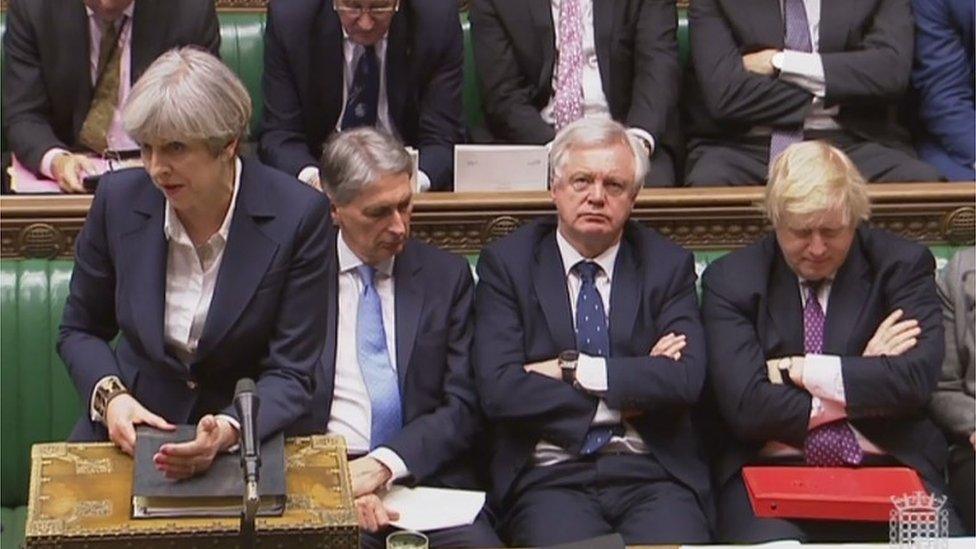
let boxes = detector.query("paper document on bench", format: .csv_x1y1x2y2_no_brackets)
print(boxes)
383,486,485,531
454,144,548,192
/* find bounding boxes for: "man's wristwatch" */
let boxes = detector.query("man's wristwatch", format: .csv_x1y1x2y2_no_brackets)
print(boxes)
558,350,580,384
93,377,129,419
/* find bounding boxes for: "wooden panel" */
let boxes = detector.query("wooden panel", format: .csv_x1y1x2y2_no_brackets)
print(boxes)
2,184,973,259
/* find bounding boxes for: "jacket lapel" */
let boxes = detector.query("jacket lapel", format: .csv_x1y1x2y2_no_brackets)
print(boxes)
816,0,847,53
120,182,168,364
749,0,786,49
823,236,870,355
533,233,576,352
385,11,410,134
393,242,423,388
608,231,640,356
766,250,805,355
314,8,345,132
320,232,340,412
130,0,162,83
64,2,94,138
529,0,556,92
592,0,615,101
194,159,279,362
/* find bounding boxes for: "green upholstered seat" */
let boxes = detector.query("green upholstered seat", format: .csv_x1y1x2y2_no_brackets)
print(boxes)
217,11,267,138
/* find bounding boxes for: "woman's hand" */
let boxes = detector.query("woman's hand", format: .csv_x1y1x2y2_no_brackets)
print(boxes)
104,393,175,455
153,415,239,479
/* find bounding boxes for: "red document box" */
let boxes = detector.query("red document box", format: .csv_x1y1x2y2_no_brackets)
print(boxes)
743,466,927,522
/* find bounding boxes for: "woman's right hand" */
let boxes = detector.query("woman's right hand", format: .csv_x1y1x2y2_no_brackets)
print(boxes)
104,394,175,455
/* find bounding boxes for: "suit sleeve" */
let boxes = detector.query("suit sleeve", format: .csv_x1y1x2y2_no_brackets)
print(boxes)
2,0,69,173
57,185,124,414
604,253,706,411
821,0,913,103
470,0,556,144
625,0,680,144
701,265,812,447
258,7,321,178
221,193,333,440
929,251,976,442
383,260,482,482
689,0,814,127
416,10,464,191
841,248,944,418
473,247,596,453
910,0,976,168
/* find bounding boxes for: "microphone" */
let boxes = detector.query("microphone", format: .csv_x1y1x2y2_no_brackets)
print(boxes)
233,378,261,517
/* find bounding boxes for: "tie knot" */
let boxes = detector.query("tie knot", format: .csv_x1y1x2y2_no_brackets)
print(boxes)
574,261,601,284
804,280,823,301
356,264,377,290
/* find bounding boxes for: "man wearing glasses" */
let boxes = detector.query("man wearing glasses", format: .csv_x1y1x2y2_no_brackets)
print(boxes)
472,117,713,545
259,0,464,192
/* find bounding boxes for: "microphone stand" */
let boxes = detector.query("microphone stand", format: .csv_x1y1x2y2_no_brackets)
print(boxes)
240,480,259,549
234,378,261,549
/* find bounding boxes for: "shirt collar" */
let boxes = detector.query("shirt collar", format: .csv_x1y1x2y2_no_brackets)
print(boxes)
164,157,242,246
337,229,395,278
341,31,389,59
556,229,619,282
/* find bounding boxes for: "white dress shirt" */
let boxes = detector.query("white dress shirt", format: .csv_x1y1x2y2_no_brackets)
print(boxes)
41,4,138,178
531,230,650,466
760,278,885,457
298,35,431,191
326,231,409,480
768,0,841,132
541,0,656,153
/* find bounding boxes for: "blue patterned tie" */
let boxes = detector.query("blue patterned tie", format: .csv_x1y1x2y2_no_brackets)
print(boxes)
801,282,863,466
356,265,402,449
573,261,619,455
769,0,813,165
341,45,379,130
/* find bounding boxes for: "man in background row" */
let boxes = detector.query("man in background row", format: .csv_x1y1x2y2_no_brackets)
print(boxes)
260,0,463,192
470,0,681,187
2,0,220,192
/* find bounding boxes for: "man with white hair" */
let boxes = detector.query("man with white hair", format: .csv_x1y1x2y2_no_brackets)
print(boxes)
287,127,501,548
473,117,713,545
702,141,961,541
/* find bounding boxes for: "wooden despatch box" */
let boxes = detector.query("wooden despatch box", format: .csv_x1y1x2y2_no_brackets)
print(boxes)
25,435,358,548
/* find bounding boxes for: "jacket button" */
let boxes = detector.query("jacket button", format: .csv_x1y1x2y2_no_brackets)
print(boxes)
186,380,198,390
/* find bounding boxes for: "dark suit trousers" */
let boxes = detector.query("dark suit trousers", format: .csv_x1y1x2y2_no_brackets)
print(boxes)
645,149,676,188
685,131,942,186
359,508,501,549
948,445,975,535
501,453,711,546
717,461,966,542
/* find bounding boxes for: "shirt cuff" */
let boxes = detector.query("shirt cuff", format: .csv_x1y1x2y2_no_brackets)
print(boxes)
808,395,848,429
297,165,320,188
215,414,241,453
778,50,827,98
41,147,71,179
802,354,846,403
577,354,608,393
416,169,431,192
369,447,410,488
90,375,124,423
626,128,656,157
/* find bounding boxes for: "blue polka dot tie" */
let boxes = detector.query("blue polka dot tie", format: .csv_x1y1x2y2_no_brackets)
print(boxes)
802,282,863,466
341,45,379,130
573,261,618,455
356,265,402,450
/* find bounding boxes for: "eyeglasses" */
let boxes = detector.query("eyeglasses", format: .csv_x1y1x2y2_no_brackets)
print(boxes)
560,174,633,197
333,0,399,17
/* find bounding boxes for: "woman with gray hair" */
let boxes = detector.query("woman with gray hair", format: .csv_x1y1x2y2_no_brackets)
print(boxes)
58,47,332,479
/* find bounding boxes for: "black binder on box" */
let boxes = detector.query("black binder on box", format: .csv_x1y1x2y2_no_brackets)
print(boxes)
132,425,287,518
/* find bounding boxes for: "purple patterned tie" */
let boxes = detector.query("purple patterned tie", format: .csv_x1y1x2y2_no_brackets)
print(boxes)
552,0,584,131
769,0,813,165
802,282,864,467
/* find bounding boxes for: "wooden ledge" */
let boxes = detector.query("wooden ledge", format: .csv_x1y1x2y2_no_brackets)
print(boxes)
2,183,973,259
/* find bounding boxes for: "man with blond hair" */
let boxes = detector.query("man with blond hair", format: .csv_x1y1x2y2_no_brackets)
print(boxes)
701,141,961,541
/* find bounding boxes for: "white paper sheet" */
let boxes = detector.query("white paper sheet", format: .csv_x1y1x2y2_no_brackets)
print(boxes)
382,486,485,532
453,144,549,192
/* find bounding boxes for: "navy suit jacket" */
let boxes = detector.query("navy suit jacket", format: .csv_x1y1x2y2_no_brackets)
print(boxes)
911,0,975,181
1,0,220,174
289,237,484,489
473,218,712,510
58,157,332,443
701,227,947,489
258,0,464,191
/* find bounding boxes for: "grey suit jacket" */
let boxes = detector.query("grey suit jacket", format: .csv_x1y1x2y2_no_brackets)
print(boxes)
2,0,220,174
930,247,976,450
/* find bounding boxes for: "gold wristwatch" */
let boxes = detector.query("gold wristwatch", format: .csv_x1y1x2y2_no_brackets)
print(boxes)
93,377,129,419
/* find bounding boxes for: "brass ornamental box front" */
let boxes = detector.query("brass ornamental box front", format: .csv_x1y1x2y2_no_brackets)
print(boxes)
25,435,358,548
